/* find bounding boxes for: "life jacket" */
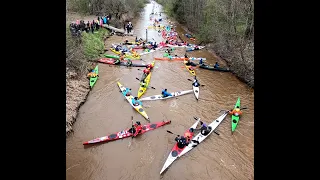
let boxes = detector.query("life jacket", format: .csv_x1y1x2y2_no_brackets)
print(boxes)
232,108,242,116
87,72,97,78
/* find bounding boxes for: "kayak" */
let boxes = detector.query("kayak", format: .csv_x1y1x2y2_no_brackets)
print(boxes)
199,64,230,72
117,82,150,121
90,65,98,89
184,60,196,76
232,97,241,132
110,48,121,54
178,112,229,158
160,118,201,174
192,79,199,100
137,61,155,98
104,54,120,59
139,90,193,101
125,53,141,60
98,58,147,67
83,120,171,145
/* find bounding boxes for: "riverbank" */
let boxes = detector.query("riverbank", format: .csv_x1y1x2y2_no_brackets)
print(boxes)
66,12,142,136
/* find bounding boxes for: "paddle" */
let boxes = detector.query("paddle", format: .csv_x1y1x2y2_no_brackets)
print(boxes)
187,79,205,87
135,77,156,89
128,116,134,147
166,130,180,137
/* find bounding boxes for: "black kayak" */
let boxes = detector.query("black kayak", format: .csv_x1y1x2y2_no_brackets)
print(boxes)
185,61,198,67
199,64,230,72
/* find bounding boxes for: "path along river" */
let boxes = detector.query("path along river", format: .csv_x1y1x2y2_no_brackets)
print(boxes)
66,1,254,180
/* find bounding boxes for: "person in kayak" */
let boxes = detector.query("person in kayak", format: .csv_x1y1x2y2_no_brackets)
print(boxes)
114,58,121,65
229,107,242,116
122,88,132,96
161,89,172,97
175,130,193,148
141,68,151,82
199,58,203,65
87,71,98,78
192,76,200,87
126,59,132,67
129,121,142,136
132,97,142,106
199,121,211,136
214,62,220,68
119,52,125,61
185,59,192,66
115,45,122,52
147,63,154,70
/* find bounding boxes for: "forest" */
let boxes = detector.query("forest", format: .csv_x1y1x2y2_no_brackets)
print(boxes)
156,0,254,87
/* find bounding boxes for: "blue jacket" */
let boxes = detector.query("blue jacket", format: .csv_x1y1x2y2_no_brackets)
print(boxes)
123,88,131,96
162,90,172,97
132,98,142,106
214,63,219,68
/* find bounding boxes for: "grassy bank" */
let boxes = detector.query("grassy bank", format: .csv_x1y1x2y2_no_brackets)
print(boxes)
156,0,254,88
66,18,110,136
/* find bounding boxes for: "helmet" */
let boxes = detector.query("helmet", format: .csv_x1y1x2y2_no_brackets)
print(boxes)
235,108,240,112
136,121,141,125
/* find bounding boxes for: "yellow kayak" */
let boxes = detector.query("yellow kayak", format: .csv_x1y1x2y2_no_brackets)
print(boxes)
138,61,155,98
110,48,121,55
125,53,141,60
117,82,150,121
184,60,196,76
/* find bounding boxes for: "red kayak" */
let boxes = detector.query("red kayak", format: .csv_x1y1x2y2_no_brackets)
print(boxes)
83,120,171,145
98,58,147,67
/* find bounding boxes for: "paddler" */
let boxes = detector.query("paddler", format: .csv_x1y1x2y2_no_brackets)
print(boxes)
146,63,154,70
199,121,211,136
214,62,220,68
122,88,132,96
161,89,172,97
185,59,192,66
131,97,142,106
175,129,193,149
140,80,147,88
192,76,200,87
130,121,143,137
141,68,151,82
126,58,132,67
199,58,203,65
229,107,242,117
87,70,98,78
119,52,125,61
175,135,188,148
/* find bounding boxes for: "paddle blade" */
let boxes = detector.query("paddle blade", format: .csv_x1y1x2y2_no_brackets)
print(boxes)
241,107,248,110
193,116,198,120
131,116,133,120
187,79,192,81
166,130,173,134
136,77,140,81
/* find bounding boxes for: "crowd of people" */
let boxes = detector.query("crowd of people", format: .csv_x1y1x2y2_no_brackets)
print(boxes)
69,15,112,36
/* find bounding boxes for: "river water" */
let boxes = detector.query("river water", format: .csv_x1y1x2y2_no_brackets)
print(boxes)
66,1,254,180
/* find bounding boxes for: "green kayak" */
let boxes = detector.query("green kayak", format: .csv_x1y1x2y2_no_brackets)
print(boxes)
231,97,241,132
104,54,120,59
90,65,99,89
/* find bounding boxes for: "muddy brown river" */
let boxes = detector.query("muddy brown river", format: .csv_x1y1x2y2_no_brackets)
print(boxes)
66,2,254,180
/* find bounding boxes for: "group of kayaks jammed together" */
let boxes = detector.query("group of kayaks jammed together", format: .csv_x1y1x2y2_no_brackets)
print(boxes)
83,6,247,175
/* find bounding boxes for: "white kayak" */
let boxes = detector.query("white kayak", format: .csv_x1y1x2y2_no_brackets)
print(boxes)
178,112,229,157
139,90,193,101
192,80,200,100
160,118,201,174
